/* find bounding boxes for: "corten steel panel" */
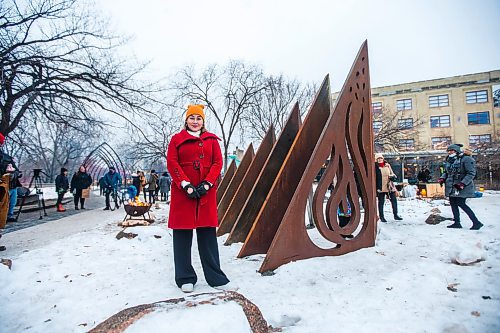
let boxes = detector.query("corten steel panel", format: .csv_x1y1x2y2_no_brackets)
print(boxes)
217,160,237,205
218,127,276,238
217,144,254,223
259,41,375,273
235,76,332,257
234,104,301,253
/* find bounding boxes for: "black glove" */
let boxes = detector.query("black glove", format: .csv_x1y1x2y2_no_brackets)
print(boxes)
183,184,200,199
196,181,212,196
389,175,397,182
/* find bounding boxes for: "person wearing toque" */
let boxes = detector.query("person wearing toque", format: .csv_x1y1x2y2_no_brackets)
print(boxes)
166,104,233,293
55,167,69,212
438,144,483,230
374,153,402,222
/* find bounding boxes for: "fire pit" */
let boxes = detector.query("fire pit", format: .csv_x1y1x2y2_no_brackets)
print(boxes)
123,203,153,223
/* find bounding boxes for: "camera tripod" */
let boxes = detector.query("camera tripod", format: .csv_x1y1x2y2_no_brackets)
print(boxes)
16,169,48,220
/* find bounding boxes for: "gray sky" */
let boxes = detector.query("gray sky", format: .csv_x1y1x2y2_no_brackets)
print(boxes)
97,0,500,92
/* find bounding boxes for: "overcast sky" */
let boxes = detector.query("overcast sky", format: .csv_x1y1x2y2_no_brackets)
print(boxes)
96,0,500,92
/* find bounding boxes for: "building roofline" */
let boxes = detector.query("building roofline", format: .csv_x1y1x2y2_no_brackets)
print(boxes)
371,69,500,92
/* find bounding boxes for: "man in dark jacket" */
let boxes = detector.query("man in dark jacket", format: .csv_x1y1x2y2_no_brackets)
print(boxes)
438,144,483,230
103,166,122,210
55,167,69,212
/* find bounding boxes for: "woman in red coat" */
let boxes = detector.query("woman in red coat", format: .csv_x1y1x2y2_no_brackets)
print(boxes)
166,104,230,293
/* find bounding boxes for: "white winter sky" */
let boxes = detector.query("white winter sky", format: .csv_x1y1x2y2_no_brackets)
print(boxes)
96,0,500,93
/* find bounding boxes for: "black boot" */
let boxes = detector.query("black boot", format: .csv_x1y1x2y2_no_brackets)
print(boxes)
379,216,387,222
394,215,403,221
75,206,79,210
447,222,462,229
470,222,483,230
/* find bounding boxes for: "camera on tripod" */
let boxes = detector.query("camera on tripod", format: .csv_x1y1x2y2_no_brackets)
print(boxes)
15,168,48,220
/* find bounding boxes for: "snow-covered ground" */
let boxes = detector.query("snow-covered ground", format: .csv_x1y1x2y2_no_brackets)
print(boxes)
1,192,499,333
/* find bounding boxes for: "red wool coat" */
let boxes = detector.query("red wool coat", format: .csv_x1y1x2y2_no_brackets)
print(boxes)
166,130,223,229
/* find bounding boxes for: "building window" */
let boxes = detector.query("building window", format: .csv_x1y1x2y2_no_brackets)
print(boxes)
431,136,451,149
398,139,415,150
466,90,488,104
467,111,490,125
430,115,451,128
372,102,382,115
396,98,412,111
429,94,449,108
398,118,413,129
373,121,382,132
469,134,491,146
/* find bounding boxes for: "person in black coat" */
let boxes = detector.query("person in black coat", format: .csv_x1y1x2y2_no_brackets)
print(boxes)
55,167,69,212
70,165,92,210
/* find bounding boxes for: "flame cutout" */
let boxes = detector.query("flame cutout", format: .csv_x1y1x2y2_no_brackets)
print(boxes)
257,41,376,273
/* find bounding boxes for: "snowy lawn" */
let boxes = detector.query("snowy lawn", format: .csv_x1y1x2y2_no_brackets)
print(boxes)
1,192,499,332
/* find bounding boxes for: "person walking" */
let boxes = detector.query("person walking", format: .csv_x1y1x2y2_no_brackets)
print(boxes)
70,165,92,210
438,144,483,230
55,167,69,212
102,166,122,210
166,104,231,293
147,169,158,203
159,172,171,202
375,153,402,222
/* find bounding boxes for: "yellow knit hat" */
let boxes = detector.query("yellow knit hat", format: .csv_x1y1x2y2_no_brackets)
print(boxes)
186,104,205,121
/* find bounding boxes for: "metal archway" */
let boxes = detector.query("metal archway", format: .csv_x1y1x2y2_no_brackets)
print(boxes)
83,143,127,186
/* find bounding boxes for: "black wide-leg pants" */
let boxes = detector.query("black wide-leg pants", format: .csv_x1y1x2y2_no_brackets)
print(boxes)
173,227,229,288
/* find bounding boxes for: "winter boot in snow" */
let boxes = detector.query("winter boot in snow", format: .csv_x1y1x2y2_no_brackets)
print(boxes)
75,205,79,210
379,215,387,223
181,283,194,293
447,222,462,229
470,222,483,230
394,215,403,221
57,204,66,212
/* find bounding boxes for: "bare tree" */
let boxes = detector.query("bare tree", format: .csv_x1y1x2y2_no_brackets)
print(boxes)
244,75,316,140
171,61,266,170
471,142,500,189
8,113,101,181
0,0,160,137
372,105,425,153
123,106,180,171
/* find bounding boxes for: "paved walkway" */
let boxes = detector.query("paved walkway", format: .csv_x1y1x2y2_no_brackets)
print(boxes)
3,193,107,234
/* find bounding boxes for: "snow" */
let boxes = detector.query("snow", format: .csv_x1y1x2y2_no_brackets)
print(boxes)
1,192,499,333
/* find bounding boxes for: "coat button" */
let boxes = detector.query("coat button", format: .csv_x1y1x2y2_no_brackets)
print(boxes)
199,142,203,147
200,154,204,159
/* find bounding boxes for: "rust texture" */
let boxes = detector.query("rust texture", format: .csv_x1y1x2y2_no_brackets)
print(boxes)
231,104,301,250
218,127,275,237
236,76,332,259
89,291,275,333
217,144,254,221
216,159,236,205
259,41,375,273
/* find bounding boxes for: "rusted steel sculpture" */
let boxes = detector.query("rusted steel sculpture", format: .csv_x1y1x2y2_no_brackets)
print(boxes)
89,291,276,333
217,127,275,237
235,76,332,258
258,41,376,273
228,104,301,247
217,144,254,221
216,159,236,204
